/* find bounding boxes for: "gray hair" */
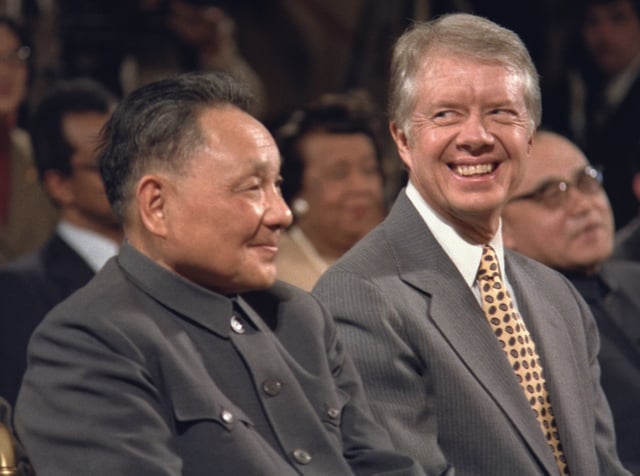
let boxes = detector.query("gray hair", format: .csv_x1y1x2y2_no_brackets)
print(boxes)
389,13,541,136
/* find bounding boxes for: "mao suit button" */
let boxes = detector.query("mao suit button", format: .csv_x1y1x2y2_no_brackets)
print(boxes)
292,449,312,465
220,410,234,424
230,315,245,334
262,379,283,396
327,408,340,419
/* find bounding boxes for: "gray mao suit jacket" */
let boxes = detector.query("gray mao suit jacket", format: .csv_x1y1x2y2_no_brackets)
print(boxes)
15,242,422,476
314,191,629,476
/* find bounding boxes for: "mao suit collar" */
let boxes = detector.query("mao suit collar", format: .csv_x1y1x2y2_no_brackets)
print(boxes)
116,242,238,338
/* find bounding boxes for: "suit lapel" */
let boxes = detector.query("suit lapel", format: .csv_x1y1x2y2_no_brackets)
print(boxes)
507,255,599,475
383,194,558,474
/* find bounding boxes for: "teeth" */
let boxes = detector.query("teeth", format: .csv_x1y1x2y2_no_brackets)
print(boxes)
454,163,495,176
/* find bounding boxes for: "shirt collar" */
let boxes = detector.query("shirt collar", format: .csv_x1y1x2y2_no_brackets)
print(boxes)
57,220,119,272
405,181,506,287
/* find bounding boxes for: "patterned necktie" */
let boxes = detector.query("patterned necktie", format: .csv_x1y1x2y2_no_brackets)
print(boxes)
477,245,569,475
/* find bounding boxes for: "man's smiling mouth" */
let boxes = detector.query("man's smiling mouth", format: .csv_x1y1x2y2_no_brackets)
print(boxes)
451,163,497,177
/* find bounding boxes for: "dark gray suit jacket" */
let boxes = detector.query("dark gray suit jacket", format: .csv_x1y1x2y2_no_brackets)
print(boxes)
314,191,629,476
564,261,640,474
15,242,422,476
0,233,94,405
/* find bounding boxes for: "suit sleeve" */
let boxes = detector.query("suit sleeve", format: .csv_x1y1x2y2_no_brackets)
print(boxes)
14,311,182,476
563,280,632,475
314,270,452,476
314,292,427,476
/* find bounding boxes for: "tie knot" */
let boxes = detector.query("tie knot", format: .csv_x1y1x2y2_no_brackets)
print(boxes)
477,245,500,280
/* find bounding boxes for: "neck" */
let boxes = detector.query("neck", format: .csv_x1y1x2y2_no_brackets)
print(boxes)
449,215,499,245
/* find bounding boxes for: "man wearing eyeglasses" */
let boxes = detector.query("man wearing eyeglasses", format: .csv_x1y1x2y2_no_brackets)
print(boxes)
502,129,640,474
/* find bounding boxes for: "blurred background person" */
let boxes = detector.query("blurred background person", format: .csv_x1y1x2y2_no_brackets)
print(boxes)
543,0,640,230
0,16,57,264
274,90,386,290
502,129,640,473
612,152,640,262
0,78,120,406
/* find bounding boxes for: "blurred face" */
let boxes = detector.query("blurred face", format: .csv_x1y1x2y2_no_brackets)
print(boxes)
502,133,614,274
0,25,28,118
582,0,640,75
295,132,385,255
158,106,292,294
391,53,533,243
63,112,119,231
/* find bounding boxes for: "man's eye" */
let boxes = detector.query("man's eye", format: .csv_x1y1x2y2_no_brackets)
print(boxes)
432,110,459,124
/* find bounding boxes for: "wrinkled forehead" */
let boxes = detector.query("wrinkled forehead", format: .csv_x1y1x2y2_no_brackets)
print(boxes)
521,135,588,188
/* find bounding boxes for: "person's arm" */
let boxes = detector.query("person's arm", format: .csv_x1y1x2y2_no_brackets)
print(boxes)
15,311,181,475
315,293,426,476
315,269,452,475
567,284,632,475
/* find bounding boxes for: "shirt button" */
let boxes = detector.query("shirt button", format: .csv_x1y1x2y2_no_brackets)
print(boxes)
292,448,312,465
230,315,245,334
221,410,234,424
327,407,341,419
262,379,283,396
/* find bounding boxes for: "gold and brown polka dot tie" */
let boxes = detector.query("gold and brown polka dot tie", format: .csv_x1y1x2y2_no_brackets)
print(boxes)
477,245,569,475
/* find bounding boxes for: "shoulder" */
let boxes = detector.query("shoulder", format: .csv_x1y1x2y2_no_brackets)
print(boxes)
329,224,395,278
505,249,582,302
249,281,332,330
0,250,46,292
246,281,327,324
600,258,640,285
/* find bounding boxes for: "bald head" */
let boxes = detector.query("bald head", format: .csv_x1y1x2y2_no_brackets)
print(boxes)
502,131,614,274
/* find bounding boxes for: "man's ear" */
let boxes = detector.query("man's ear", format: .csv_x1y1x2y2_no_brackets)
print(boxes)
136,174,169,238
526,130,534,155
390,121,412,171
42,170,73,207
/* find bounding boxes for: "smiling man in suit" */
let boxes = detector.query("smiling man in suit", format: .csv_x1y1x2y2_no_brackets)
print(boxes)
14,71,423,476
0,78,120,406
314,13,630,475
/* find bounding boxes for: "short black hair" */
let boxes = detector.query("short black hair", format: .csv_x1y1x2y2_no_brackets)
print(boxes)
99,71,254,222
31,78,116,180
274,90,384,204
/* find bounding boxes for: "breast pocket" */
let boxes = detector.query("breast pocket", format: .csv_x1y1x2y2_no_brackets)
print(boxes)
169,383,254,434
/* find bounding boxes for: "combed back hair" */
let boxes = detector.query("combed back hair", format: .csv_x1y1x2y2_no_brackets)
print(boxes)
31,78,116,180
99,71,254,223
274,90,384,204
389,13,541,137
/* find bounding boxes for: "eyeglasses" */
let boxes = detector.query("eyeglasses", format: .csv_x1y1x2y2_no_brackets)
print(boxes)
508,165,603,209
0,46,30,67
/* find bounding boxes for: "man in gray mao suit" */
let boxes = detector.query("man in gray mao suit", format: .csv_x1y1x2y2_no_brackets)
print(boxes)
14,72,423,475
314,14,630,476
